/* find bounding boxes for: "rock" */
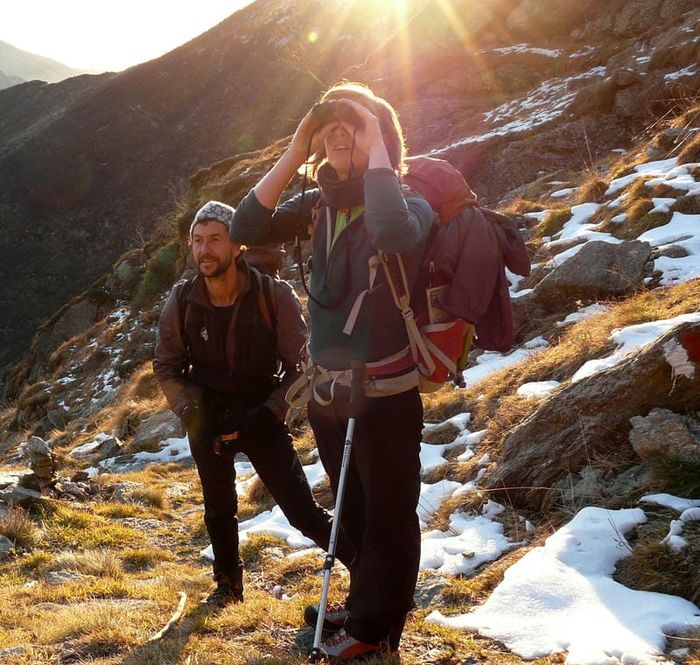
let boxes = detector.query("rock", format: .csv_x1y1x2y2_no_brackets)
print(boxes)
55,481,89,501
0,486,43,508
530,240,651,312
486,321,700,510
611,0,661,36
106,481,145,503
46,407,70,429
629,408,700,466
654,244,689,259
0,535,14,559
69,433,122,461
19,436,56,490
46,571,85,585
414,575,451,608
507,0,597,35
131,411,184,451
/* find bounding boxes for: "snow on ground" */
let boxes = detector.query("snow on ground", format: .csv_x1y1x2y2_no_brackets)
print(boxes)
516,380,560,398
430,66,606,155
639,212,700,285
571,312,700,383
420,508,512,575
557,303,610,327
427,506,700,663
463,338,548,387
605,158,679,196
418,480,463,528
641,494,700,512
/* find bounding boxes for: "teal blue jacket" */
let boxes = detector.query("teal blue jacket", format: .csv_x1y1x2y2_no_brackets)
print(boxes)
231,168,433,370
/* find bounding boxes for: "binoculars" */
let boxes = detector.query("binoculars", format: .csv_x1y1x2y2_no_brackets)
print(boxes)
312,99,363,129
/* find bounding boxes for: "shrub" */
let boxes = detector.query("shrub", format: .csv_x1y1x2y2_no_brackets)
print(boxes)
0,507,41,550
132,242,179,308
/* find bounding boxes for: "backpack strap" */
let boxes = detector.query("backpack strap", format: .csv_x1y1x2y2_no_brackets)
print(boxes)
175,277,196,375
378,252,437,377
254,270,277,329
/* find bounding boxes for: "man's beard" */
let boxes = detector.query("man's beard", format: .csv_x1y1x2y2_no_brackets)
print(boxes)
198,253,232,277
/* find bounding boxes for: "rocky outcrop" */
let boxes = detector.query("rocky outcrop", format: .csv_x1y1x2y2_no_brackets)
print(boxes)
131,411,184,451
529,240,652,312
507,0,600,35
18,437,56,492
486,321,700,510
629,408,700,466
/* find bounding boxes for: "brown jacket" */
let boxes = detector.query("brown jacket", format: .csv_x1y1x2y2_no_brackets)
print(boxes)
153,260,307,421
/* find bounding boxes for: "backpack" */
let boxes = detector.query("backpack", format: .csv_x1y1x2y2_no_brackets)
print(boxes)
379,155,530,392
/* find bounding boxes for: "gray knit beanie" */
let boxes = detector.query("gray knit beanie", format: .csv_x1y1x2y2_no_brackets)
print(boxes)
190,200,235,238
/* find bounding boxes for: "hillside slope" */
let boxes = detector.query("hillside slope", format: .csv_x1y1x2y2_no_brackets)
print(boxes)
0,1,699,663
0,40,84,85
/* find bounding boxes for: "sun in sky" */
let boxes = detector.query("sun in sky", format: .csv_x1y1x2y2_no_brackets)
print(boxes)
0,1,253,72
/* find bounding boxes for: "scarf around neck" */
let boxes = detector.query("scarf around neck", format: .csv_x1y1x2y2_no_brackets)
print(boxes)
317,163,365,209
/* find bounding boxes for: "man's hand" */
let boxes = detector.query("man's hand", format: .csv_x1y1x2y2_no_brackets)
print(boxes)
212,431,239,456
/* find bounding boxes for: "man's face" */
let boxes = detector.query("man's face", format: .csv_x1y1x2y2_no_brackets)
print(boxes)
191,220,240,278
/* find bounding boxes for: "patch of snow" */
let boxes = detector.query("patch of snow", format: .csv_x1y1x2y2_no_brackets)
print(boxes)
605,157,679,196
550,187,577,198
516,380,560,398
638,212,700,284
492,43,563,58
557,303,610,327
420,511,512,575
571,313,700,383
430,67,606,155
418,480,462,528
640,494,700,512
426,506,700,663
463,345,547,387
665,65,699,82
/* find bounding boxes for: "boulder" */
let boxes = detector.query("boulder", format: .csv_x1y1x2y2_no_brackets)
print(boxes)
629,408,700,466
0,536,14,560
0,486,43,508
69,433,122,461
486,321,700,510
131,411,184,451
530,240,651,312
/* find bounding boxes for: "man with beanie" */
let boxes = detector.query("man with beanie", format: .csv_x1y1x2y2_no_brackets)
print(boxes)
154,200,351,605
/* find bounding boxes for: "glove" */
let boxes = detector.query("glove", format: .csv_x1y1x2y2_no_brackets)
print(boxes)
238,406,279,442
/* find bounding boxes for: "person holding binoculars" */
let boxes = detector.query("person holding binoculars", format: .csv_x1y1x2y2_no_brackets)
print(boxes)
231,82,433,659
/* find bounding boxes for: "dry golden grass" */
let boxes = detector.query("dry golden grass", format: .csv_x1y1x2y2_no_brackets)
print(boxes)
98,395,169,445
0,507,41,550
530,207,572,246
501,198,545,215
575,176,608,204
39,501,147,550
469,278,700,431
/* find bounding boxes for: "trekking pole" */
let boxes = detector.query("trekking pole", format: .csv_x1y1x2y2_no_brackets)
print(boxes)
309,360,364,664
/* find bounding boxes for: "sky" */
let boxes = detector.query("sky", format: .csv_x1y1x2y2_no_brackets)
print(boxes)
0,1,254,73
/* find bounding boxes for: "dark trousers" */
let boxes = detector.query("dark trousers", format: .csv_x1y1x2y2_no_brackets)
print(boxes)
189,420,347,581
308,388,423,645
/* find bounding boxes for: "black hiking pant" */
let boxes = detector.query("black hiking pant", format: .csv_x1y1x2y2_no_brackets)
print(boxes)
309,388,423,646
189,416,349,583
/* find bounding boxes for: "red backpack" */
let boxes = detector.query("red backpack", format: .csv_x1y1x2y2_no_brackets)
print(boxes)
379,156,529,391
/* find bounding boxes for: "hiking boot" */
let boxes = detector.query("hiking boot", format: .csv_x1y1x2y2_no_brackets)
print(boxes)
204,571,243,607
304,601,349,632
318,628,383,660
204,581,243,607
